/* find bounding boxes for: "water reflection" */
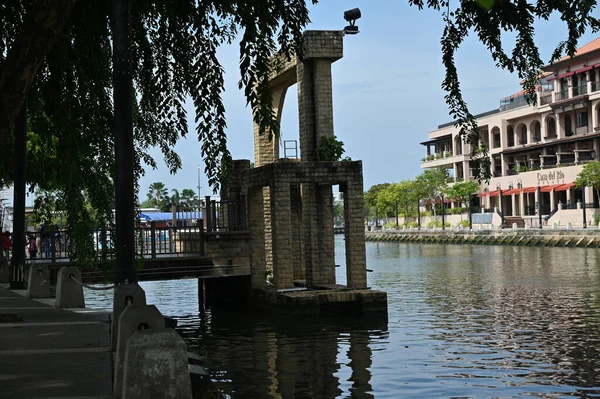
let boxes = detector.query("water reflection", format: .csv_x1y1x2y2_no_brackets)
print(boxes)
83,241,600,398
177,310,388,399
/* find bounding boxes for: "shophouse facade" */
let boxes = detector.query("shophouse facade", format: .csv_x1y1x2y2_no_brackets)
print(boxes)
421,38,600,227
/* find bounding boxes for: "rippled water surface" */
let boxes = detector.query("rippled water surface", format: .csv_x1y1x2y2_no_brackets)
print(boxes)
85,237,600,398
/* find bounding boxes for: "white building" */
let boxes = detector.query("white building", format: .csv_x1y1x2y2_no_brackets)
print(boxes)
421,37,600,227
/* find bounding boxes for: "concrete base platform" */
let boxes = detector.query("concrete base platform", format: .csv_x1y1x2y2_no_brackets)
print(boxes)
253,287,388,316
0,284,112,399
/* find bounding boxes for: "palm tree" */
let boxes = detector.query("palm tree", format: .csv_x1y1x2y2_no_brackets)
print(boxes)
170,189,181,211
147,182,168,208
181,189,199,210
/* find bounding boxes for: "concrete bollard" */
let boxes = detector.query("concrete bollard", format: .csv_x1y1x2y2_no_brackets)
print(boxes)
114,304,165,398
552,222,558,229
55,267,85,308
27,264,51,298
512,223,517,230
567,222,572,230
122,329,192,399
112,284,147,351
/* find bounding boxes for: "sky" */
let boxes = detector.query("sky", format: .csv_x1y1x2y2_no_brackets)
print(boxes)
8,0,600,206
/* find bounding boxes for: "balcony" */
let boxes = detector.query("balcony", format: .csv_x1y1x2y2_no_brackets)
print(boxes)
573,83,588,97
555,90,569,101
540,93,553,105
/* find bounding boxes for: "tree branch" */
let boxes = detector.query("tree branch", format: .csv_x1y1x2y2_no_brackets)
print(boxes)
0,0,79,144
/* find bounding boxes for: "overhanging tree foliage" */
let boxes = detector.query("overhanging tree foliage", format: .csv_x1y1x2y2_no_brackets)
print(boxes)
0,0,315,265
408,0,600,181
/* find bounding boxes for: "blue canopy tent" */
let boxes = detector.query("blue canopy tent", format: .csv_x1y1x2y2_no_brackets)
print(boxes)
139,211,203,222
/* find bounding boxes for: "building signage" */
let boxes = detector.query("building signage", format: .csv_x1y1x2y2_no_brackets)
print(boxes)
537,171,565,183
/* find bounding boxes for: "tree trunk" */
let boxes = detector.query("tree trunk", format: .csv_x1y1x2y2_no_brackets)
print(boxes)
0,0,79,144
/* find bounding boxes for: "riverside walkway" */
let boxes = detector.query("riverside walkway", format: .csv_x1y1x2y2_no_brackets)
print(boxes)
0,284,112,399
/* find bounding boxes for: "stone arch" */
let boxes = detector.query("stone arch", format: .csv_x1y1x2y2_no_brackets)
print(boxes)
253,57,298,167
491,126,501,148
545,115,556,138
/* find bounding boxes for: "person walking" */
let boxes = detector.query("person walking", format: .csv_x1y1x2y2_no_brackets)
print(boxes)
41,224,51,258
28,235,38,259
2,231,12,262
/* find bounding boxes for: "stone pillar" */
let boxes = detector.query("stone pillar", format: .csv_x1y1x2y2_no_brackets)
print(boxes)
317,185,335,285
550,190,556,211
263,187,273,276
248,187,267,289
302,183,318,287
343,177,367,289
290,184,305,281
270,180,293,289
297,31,343,161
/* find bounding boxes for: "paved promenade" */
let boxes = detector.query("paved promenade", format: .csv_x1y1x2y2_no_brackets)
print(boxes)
0,285,112,399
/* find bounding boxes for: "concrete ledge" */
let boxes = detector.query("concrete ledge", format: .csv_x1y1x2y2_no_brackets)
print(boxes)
253,287,388,316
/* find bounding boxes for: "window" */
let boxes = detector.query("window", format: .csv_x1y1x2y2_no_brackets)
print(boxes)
577,112,588,128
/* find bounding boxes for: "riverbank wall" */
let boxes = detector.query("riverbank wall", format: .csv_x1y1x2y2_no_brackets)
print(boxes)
365,228,600,248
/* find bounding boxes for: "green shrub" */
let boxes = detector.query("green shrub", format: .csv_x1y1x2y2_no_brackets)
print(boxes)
458,220,470,228
427,220,451,228
594,214,600,226
316,135,345,161
404,221,419,228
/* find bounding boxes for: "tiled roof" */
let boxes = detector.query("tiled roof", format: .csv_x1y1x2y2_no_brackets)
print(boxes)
558,37,600,62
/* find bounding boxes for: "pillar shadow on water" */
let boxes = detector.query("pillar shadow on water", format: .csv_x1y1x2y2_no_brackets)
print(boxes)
181,308,388,398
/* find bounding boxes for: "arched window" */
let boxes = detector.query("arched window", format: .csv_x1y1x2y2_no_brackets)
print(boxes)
507,126,514,147
534,121,541,142
520,125,527,145
547,117,556,138
492,127,501,148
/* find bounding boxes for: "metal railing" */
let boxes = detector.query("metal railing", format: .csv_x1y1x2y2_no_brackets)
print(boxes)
205,197,248,233
592,81,600,92
25,222,206,263
573,83,588,97
540,94,553,105
556,90,569,101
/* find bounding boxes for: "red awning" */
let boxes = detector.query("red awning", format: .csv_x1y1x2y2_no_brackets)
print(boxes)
522,187,537,193
488,190,500,197
502,189,522,196
555,183,575,192
577,65,594,73
540,184,565,192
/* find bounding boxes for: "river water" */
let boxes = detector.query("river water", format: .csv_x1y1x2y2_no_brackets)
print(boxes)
85,236,600,398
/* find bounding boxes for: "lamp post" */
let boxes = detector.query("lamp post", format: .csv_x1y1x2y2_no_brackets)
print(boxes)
537,186,542,229
197,165,202,212
417,199,421,230
441,194,445,230
582,184,587,228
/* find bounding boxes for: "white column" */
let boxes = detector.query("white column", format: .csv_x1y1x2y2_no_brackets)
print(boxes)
520,193,526,216
550,190,556,211
511,194,517,217
540,116,546,141
592,100,599,130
